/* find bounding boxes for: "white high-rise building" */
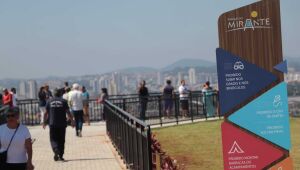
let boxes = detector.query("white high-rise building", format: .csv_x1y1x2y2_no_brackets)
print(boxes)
19,81,27,99
157,72,162,85
109,81,118,95
90,79,99,93
28,80,38,99
189,68,196,85
177,72,183,85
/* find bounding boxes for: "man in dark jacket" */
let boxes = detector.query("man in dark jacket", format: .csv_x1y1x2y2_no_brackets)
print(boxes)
43,88,74,161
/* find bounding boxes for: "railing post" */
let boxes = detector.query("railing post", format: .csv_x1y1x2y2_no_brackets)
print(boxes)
158,96,162,127
204,92,208,120
123,98,126,112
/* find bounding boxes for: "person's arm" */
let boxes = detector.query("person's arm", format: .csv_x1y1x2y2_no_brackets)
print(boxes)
25,138,34,170
66,109,75,128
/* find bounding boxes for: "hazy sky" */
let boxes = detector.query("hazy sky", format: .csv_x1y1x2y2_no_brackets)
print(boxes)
0,0,299,79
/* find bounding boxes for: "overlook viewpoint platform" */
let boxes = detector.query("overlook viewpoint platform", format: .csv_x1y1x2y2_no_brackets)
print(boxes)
29,122,125,170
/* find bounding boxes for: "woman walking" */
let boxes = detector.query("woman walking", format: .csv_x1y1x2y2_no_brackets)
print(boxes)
0,107,34,170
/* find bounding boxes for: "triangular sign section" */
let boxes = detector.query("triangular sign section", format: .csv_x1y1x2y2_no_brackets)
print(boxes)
222,122,284,170
274,60,288,74
269,157,293,170
229,82,291,150
216,48,277,115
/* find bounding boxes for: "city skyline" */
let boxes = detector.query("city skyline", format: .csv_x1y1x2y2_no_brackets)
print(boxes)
0,0,299,79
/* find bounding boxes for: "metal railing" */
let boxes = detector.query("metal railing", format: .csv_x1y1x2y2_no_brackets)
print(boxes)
17,99,103,125
108,91,220,126
104,100,152,170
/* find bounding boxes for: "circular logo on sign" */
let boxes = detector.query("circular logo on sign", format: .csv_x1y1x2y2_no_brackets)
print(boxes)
251,11,258,18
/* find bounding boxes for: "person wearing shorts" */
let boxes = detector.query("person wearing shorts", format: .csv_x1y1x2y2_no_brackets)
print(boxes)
178,80,189,117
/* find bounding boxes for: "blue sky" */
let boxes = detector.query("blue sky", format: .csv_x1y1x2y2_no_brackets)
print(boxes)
0,0,299,79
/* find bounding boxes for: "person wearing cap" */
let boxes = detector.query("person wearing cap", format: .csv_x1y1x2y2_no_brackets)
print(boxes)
0,107,34,170
68,83,84,137
2,88,13,107
43,88,75,161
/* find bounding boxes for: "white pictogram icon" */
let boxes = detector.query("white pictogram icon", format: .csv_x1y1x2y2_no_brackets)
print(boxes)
228,141,245,154
273,95,282,108
233,61,244,70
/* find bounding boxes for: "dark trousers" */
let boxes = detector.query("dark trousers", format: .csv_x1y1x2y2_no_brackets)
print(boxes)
73,110,84,132
50,126,66,157
139,100,148,120
2,163,27,170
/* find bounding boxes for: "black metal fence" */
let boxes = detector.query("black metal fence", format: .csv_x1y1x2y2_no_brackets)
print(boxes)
17,99,103,125
104,100,152,170
109,91,220,126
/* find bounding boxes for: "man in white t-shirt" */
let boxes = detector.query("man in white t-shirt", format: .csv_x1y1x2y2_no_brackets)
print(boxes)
68,83,84,137
178,80,190,117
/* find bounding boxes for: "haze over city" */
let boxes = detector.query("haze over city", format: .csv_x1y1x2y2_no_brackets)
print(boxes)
0,0,299,79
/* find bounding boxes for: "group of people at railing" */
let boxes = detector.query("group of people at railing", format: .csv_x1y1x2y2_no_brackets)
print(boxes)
137,79,217,121
0,82,109,170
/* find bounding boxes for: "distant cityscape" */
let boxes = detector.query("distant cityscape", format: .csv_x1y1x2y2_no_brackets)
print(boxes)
1,58,300,99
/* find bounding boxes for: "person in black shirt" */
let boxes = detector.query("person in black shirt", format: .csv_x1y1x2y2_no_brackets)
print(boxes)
43,88,74,161
138,80,149,120
163,80,174,118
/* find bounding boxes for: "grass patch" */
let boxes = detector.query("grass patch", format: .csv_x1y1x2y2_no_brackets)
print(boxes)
153,118,300,169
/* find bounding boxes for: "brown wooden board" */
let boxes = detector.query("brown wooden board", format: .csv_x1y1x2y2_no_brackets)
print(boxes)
218,0,283,82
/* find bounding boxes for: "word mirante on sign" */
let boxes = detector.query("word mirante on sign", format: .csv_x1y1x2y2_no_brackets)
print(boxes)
227,11,271,32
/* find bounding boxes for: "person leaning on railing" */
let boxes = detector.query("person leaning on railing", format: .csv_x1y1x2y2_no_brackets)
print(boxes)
138,80,149,121
98,88,109,120
178,80,190,117
0,107,34,170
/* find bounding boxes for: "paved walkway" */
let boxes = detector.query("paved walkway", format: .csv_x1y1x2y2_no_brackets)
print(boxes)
28,122,125,170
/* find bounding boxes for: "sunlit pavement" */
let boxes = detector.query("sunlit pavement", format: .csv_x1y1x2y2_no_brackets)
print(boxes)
29,122,125,170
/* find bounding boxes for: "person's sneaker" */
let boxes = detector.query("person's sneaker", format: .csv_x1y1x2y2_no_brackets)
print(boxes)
54,154,59,161
79,130,82,137
76,131,79,137
59,156,65,161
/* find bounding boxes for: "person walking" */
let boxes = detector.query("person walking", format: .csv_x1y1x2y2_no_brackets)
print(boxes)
0,107,34,170
38,87,47,124
81,86,90,126
43,89,75,161
10,88,18,107
178,80,190,117
2,88,13,108
162,80,174,118
68,84,84,137
98,88,108,120
202,81,216,117
138,80,149,121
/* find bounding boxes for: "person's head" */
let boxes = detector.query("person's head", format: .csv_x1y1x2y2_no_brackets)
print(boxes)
166,80,171,85
205,81,210,87
6,107,20,125
64,82,69,87
65,87,71,93
53,88,61,97
72,83,80,90
39,86,44,92
2,88,8,95
11,88,16,94
82,86,86,92
101,88,108,94
44,84,49,91
141,80,146,87
181,80,185,86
